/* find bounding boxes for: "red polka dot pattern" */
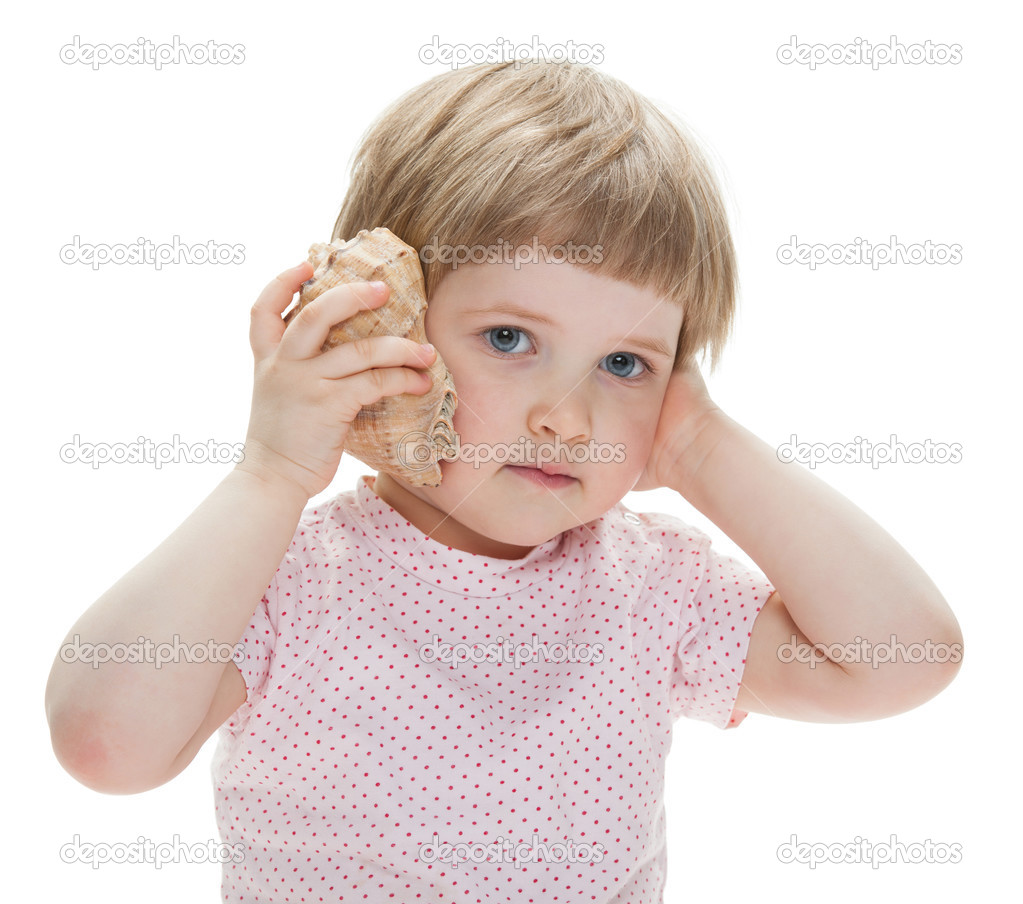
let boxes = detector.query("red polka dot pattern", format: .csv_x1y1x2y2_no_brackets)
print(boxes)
211,475,773,902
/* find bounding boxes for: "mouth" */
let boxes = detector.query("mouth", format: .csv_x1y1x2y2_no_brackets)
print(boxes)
504,464,578,489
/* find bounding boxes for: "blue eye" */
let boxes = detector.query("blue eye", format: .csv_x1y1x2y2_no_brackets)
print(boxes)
484,327,532,354
602,352,644,379
479,327,654,381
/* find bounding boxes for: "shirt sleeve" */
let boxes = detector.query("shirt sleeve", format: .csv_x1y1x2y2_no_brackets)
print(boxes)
666,528,774,730
220,568,280,733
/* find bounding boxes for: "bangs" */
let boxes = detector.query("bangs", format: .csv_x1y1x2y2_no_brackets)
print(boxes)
333,60,736,369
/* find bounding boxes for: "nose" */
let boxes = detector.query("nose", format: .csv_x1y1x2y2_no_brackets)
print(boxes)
525,372,592,444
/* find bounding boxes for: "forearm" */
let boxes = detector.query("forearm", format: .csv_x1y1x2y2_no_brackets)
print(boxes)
670,410,963,673
45,466,308,788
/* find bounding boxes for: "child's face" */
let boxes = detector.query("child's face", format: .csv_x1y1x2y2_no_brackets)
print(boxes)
372,258,684,558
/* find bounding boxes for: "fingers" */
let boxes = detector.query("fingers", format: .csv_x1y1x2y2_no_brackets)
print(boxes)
249,262,314,361
278,281,391,361
318,334,436,382
334,359,437,421
246,263,440,425
320,336,438,417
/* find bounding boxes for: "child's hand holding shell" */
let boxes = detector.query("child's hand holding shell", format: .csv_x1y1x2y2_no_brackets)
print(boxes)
236,260,440,502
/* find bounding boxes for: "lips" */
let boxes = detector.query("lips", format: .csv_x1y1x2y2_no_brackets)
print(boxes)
536,464,573,478
513,461,575,478
505,464,578,489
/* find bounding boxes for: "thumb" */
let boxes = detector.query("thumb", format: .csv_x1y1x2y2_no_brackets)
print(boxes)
249,261,314,361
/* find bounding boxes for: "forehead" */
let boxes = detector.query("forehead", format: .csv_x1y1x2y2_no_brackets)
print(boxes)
428,260,684,345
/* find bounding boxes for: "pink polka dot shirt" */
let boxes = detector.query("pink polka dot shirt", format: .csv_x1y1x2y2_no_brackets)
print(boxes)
211,475,773,902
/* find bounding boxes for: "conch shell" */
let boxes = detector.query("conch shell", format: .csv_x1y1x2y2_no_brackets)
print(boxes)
284,227,458,487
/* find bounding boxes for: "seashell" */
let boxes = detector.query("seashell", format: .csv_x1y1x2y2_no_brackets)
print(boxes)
284,227,458,487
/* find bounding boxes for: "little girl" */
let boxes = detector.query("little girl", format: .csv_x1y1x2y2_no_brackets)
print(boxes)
46,60,963,903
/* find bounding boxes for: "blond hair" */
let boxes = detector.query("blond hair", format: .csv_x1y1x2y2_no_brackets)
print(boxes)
333,60,737,370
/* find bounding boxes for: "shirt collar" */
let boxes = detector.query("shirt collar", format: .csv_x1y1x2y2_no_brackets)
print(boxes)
350,474,572,597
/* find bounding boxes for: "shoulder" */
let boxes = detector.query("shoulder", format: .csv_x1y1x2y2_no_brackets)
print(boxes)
577,501,715,569
565,502,720,610
290,487,363,551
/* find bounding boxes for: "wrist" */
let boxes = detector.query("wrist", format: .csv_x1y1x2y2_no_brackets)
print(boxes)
664,405,733,498
232,440,315,509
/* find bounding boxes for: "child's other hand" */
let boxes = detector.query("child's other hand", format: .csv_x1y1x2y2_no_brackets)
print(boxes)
235,262,437,501
632,360,721,492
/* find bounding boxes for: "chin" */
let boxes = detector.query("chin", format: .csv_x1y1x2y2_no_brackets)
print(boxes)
475,516,567,549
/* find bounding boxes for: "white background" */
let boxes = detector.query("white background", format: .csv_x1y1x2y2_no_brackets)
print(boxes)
4,1,1018,900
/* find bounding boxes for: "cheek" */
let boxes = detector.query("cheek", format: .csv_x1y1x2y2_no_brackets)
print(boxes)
447,365,517,433
601,401,660,468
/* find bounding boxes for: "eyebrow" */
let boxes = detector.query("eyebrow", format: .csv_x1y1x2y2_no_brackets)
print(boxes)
463,301,676,360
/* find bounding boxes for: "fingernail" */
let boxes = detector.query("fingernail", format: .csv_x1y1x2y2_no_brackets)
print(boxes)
419,343,434,354
368,280,388,292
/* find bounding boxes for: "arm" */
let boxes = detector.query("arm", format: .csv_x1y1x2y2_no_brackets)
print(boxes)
45,470,307,793
639,365,964,723
45,263,439,792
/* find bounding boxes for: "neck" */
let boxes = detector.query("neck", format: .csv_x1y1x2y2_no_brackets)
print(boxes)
369,473,536,559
